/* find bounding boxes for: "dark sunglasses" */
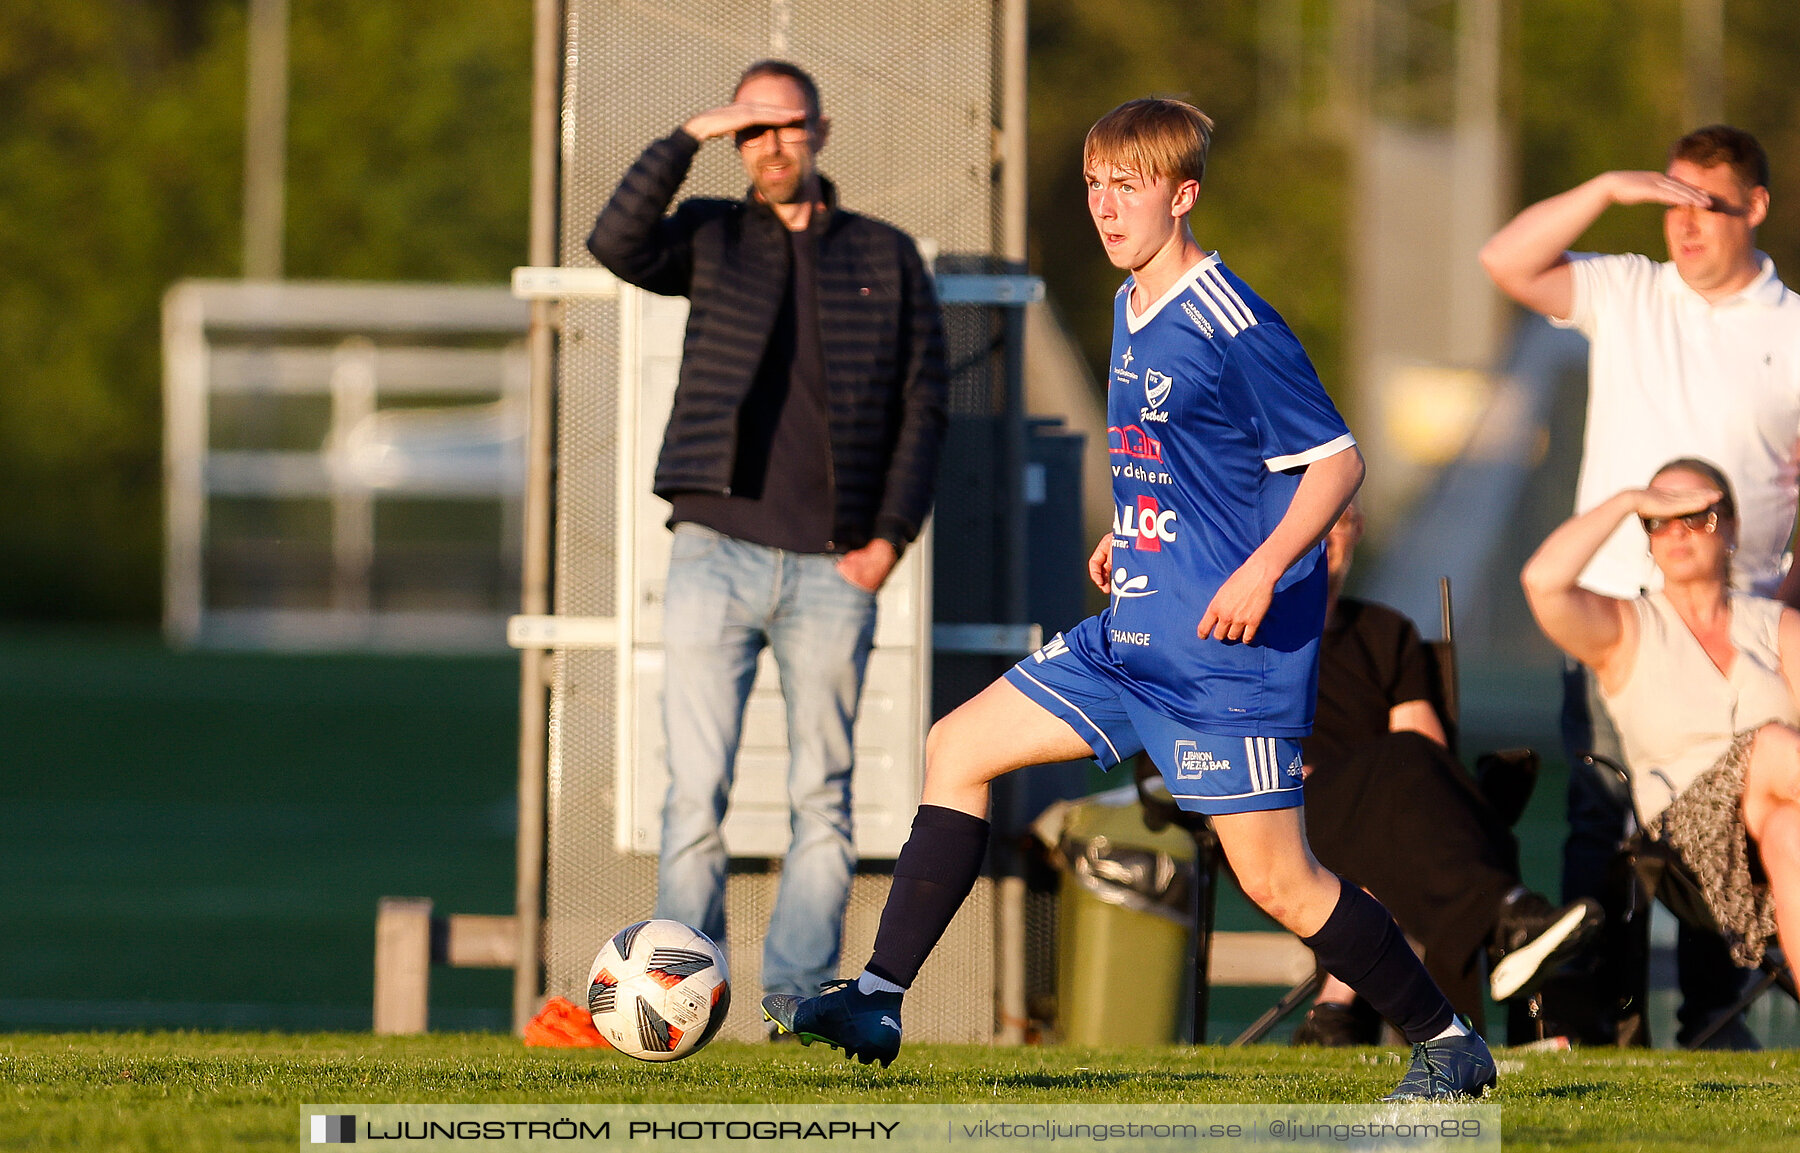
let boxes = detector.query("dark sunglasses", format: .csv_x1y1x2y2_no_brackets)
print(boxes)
734,123,810,148
1640,505,1722,536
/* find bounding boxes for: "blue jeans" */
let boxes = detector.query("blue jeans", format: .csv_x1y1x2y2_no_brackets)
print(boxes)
655,523,878,999
1559,659,1631,905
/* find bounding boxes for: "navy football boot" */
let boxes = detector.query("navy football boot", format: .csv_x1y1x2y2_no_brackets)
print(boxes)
762,980,903,1068
1382,1024,1498,1101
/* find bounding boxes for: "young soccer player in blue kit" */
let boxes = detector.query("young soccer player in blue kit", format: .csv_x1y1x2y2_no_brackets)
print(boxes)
765,98,1496,1100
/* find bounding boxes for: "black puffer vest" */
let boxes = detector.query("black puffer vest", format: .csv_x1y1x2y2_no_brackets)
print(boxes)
588,131,947,551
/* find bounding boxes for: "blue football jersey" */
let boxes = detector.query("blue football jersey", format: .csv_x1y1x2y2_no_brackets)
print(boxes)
1101,255,1354,734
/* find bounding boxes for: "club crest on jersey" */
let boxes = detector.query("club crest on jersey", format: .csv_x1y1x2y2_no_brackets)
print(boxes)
1173,740,1229,780
1143,369,1173,420
1113,496,1177,551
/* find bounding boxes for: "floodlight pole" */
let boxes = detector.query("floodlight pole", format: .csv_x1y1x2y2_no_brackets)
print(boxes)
999,0,1028,267
242,0,288,279
992,0,1031,1049
1683,0,1724,128
1447,0,1502,365
512,0,564,1035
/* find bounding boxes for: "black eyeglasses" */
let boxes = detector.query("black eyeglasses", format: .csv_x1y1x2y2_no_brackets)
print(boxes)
734,123,810,148
1641,505,1722,536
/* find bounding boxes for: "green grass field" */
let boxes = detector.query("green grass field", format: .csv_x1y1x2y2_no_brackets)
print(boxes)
0,629,519,1033
0,630,1629,1041
5,631,1800,1151
6,632,1791,1045
6,1033,1800,1152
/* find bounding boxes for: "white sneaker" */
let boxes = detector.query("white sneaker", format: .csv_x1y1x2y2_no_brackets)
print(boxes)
1489,897,1602,1001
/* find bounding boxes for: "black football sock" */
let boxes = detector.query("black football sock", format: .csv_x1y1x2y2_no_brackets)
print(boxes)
865,804,990,989
1300,877,1456,1043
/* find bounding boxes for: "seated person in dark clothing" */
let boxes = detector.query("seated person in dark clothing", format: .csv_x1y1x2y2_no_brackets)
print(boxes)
1292,502,1603,1044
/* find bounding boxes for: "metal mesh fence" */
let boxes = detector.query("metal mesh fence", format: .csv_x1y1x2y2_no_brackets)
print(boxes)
543,1,999,1044
551,300,619,621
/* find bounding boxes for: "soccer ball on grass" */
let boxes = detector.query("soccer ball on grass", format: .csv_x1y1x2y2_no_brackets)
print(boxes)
586,919,730,1061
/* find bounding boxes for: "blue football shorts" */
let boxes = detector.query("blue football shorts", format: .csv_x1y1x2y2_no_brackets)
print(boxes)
1002,615,1305,816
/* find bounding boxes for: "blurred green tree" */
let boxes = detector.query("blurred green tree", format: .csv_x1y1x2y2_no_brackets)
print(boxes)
1028,0,1348,410
1507,0,1800,283
0,1,528,620
3,1,1799,620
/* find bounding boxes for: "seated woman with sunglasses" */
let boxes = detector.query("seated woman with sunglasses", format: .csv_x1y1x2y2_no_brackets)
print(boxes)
1521,457,1800,987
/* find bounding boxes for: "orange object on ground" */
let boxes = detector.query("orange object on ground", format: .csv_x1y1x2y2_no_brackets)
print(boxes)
523,996,611,1048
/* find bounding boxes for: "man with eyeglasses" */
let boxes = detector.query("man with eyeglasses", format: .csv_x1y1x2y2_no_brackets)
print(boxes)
1484,126,1800,1048
588,61,947,1029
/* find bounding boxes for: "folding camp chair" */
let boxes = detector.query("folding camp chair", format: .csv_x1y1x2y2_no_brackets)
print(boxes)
1582,754,1798,1049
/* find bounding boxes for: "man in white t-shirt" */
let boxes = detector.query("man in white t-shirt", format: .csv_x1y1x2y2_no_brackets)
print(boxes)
1483,125,1800,1047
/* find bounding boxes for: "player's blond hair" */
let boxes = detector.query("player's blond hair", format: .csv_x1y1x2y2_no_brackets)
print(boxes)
1083,98,1215,186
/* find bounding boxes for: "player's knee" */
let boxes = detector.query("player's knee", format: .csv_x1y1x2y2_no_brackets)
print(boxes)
1243,888,1306,930
1235,868,1296,921
1236,862,1331,930
923,716,976,790
924,715,953,769
1236,873,1278,913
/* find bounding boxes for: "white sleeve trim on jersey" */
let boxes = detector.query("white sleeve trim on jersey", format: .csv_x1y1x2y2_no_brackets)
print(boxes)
1196,265,1256,334
1264,432,1357,473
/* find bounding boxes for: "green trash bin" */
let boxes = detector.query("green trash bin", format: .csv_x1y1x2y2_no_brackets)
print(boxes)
1049,788,1195,1046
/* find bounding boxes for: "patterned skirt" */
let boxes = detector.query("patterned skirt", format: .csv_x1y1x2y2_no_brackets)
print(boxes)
1651,729,1780,969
